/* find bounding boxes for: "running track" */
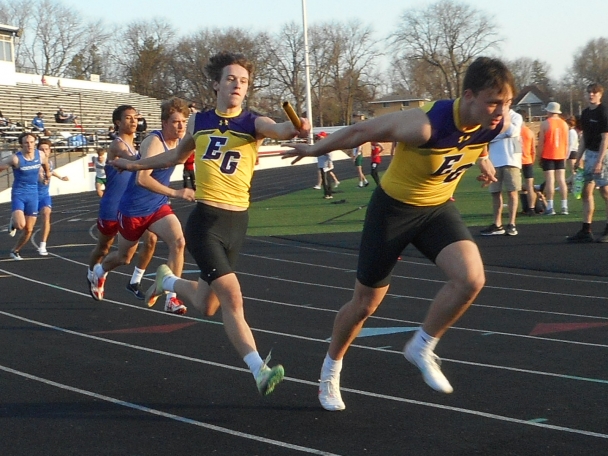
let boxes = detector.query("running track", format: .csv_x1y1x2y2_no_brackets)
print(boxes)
0,160,606,455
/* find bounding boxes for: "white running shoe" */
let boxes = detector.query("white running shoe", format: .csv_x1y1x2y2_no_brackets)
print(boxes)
164,296,187,315
10,250,22,261
403,340,453,393
318,375,345,411
38,247,48,256
88,271,106,301
145,264,172,307
313,185,321,190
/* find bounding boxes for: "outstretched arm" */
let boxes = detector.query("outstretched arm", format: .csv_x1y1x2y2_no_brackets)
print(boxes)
135,133,195,201
282,109,431,164
255,116,311,141
113,134,195,171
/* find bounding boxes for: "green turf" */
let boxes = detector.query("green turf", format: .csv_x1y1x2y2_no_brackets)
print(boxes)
248,169,591,237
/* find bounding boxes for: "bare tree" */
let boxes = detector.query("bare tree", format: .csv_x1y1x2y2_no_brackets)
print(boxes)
391,0,501,98
2,0,111,77
507,57,553,94
322,20,383,124
115,18,176,98
572,37,608,88
170,28,272,112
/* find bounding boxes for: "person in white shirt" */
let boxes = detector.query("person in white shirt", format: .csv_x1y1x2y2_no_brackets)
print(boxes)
480,109,523,236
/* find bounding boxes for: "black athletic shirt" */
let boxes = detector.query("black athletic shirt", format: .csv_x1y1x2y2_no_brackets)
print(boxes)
580,103,608,152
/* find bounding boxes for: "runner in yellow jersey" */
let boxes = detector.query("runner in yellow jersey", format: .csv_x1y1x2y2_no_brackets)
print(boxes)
284,57,514,411
112,52,310,397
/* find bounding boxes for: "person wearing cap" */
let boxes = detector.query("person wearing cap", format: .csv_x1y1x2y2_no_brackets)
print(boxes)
538,101,569,215
32,112,45,132
568,83,608,243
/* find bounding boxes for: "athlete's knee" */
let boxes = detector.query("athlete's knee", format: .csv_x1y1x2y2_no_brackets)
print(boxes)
169,235,186,253
454,267,485,299
350,285,385,319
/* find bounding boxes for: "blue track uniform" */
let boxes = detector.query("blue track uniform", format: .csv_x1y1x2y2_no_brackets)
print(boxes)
12,150,42,216
118,130,174,217
37,162,53,210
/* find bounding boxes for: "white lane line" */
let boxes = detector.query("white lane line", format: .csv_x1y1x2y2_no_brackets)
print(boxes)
0,364,340,456
0,311,606,441
247,237,608,285
239,252,608,301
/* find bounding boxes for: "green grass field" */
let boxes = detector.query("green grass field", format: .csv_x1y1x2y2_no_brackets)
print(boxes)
248,169,590,237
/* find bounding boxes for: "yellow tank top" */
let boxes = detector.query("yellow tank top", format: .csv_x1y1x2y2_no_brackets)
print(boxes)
381,99,502,206
192,109,259,208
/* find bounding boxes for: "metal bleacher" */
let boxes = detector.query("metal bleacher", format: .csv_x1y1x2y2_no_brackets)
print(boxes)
0,82,163,192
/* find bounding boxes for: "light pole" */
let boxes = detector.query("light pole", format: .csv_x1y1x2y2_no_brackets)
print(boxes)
301,0,314,144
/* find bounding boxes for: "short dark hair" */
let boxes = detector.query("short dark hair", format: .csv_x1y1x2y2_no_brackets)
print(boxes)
38,138,52,148
462,57,515,96
19,132,37,145
112,105,136,127
205,52,255,85
587,83,604,95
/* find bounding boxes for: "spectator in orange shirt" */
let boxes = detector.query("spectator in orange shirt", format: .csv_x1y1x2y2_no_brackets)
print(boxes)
519,110,537,214
538,102,569,215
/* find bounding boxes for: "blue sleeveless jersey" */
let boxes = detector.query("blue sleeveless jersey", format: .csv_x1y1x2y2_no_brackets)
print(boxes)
118,130,175,217
12,150,42,196
98,162,132,221
38,161,54,199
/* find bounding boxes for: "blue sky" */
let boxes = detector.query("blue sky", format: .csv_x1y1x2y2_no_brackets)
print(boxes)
58,0,601,81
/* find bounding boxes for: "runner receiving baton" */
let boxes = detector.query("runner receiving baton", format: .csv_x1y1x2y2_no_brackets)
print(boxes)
283,57,512,411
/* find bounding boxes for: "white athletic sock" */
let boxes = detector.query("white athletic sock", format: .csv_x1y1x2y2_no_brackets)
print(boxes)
166,292,177,300
39,241,46,250
93,262,106,279
412,328,439,352
321,353,343,379
547,199,554,210
130,267,145,285
162,274,178,292
561,201,568,210
244,351,265,378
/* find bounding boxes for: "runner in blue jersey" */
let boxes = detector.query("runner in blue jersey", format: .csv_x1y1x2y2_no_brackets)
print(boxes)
0,132,50,260
36,138,69,256
87,105,158,300
91,98,194,313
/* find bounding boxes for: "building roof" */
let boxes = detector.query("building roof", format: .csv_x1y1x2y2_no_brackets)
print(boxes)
369,93,430,104
0,24,20,35
514,85,550,106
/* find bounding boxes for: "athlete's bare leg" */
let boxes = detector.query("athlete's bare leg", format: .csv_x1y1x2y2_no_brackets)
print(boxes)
135,230,157,270
327,281,388,361
422,240,484,337
89,232,115,270
148,214,185,276
12,215,37,252
39,206,52,243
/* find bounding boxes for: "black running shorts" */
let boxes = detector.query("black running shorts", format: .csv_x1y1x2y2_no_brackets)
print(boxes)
357,187,474,288
185,202,249,284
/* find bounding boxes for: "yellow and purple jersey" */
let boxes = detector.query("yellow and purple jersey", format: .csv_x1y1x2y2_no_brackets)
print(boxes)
381,99,503,206
192,109,260,208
